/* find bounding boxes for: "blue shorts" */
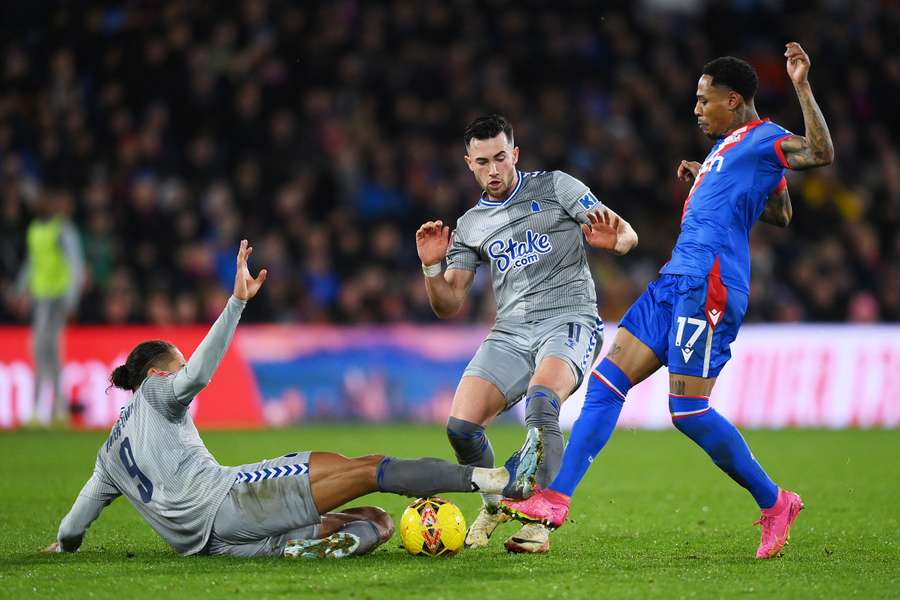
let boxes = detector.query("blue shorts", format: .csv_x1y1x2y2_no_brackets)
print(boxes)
619,273,748,378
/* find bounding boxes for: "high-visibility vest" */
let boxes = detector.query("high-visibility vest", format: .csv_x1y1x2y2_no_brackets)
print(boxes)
26,217,69,299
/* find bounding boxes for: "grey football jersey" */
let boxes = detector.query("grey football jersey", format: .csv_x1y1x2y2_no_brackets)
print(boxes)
57,297,246,556
447,170,603,322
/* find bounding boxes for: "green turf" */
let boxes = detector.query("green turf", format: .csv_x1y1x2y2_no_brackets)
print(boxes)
1,426,898,599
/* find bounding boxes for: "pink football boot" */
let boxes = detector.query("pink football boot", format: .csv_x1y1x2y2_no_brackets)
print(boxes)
754,488,804,559
501,487,571,529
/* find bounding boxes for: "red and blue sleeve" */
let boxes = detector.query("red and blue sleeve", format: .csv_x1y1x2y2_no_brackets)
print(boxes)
756,123,795,170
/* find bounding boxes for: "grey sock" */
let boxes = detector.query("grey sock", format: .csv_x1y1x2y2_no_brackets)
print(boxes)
524,385,563,487
447,416,502,505
377,457,475,497
446,417,494,467
339,520,382,555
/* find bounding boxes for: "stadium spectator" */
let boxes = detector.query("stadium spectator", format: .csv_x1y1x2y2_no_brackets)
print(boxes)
0,1,897,325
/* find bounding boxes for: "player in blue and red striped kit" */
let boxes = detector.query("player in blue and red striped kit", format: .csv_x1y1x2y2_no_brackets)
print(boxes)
503,42,834,559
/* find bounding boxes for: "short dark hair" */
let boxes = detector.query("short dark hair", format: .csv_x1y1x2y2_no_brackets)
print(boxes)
464,114,514,149
110,340,175,392
702,56,758,102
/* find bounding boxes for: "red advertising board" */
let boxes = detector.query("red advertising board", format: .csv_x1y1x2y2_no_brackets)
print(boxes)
0,327,263,429
1,323,898,430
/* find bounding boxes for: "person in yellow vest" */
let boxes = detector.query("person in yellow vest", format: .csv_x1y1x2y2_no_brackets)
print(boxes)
16,191,84,426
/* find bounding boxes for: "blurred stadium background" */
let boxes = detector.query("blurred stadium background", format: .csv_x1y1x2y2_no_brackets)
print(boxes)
0,0,898,429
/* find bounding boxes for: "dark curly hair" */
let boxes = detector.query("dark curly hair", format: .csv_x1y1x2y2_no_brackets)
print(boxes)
702,56,759,102
464,114,514,150
110,340,175,392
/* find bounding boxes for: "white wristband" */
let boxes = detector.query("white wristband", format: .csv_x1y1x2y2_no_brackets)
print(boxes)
421,263,442,278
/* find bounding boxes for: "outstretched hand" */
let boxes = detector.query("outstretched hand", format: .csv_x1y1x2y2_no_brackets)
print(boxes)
581,208,620,252
416,220,450,266
42,542,61,554
785,42,811,85
233,239,267,301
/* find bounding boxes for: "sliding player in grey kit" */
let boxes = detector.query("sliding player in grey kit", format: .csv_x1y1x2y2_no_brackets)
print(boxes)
416,115,638,552
44,241,541,559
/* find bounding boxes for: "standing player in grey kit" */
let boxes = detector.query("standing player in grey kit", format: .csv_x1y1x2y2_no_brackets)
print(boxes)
44,240,541,559
415,115,639,552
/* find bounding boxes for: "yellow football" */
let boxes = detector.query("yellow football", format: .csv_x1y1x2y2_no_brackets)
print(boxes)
399,497,467,557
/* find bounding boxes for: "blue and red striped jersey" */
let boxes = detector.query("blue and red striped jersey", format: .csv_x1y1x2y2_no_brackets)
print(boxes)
661,118,793,293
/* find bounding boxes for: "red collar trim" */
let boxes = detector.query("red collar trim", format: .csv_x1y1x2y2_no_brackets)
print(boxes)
720,117,769,139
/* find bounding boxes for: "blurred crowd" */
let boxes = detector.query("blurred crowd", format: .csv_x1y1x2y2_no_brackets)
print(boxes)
1,0,898,325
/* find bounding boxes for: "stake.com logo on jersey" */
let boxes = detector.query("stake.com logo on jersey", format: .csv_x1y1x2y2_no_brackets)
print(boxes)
487,229,553,272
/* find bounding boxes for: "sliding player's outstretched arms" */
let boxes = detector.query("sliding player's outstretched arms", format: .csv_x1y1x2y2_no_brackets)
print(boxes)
416,220,475,318
777,42,835,170
581,207,639,256
172,239,267,402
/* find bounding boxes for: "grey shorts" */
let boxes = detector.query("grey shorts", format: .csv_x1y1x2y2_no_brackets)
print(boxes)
463,313,604,410
206,451,321,557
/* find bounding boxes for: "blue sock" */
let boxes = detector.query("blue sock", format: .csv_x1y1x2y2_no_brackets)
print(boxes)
669,395,778,509
549,359,629,496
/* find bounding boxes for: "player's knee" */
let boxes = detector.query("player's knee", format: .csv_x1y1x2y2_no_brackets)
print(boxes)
668,395,711,428
354,454,384,466
588,359,632,404
530,360,576,398
446,417,491,464
367,507,395,542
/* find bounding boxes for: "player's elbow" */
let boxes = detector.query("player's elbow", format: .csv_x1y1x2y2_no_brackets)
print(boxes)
430,287,467,319
432,302,462,319
814,144,834,166
781,207,793,227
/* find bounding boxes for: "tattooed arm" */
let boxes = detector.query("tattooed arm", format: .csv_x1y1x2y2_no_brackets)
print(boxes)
777,42,834,170
759,183,792,227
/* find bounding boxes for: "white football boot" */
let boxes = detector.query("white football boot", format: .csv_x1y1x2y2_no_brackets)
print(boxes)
464,502,511,548
504,522,551,553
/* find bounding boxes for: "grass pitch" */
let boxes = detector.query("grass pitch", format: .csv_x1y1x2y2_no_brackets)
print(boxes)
1,426,898,599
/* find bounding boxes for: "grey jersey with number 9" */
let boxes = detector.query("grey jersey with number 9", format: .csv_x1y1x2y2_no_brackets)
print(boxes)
446,170,603,322
56,297,246,556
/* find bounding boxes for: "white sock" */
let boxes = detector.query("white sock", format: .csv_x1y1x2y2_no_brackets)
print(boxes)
471,467,509,495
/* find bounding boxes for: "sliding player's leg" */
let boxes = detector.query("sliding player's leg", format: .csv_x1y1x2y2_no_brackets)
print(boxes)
282,507,394,559
207,451,338,558
208,509,391,559
317,507,394,542
207,440,543,559
308,440,542,515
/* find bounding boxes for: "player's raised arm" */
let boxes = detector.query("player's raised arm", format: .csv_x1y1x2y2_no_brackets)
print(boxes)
581,208,639,256
776,42,834,170
172,240,266,402
416,220,475,318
